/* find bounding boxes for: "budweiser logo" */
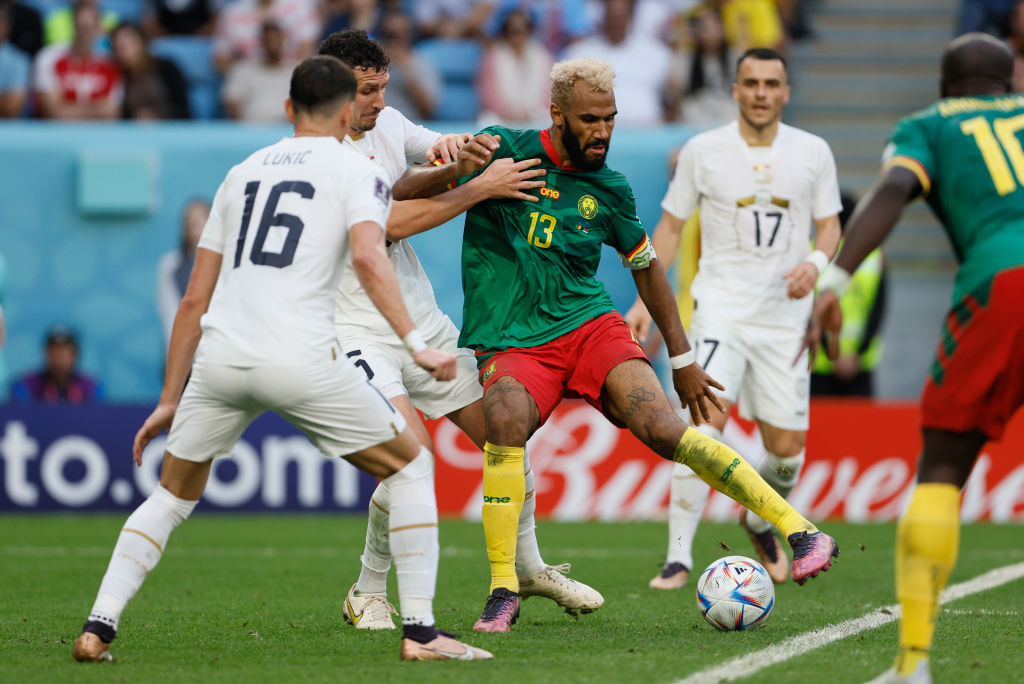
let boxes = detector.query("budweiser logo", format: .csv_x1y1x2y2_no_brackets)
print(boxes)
433,401,1024,523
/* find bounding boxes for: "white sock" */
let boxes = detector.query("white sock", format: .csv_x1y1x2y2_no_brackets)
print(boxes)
515,449,547,578
88,485,197,633
383,448,438,627
744,448,805,534
665,425,719,569
354,481,391,596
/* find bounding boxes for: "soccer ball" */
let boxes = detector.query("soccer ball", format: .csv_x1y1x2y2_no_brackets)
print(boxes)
695,555,775,631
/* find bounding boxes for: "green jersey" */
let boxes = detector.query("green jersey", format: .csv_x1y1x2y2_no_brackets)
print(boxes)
885,94,1024,301
458,126,650,352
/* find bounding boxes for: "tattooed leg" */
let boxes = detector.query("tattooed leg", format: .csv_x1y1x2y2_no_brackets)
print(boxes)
602,359,815,538
602,359,686,457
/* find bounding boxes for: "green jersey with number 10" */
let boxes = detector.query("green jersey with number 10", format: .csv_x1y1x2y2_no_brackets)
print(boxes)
458,126,651,352
884,94,1024,301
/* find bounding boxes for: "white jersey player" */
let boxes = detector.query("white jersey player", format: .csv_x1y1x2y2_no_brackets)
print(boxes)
72,57,491,663
626,48,841,588
335,106,485,424
317,29,604,630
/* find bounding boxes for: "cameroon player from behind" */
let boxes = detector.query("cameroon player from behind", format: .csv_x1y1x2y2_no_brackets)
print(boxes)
396,57,840,633
806,33,1024,684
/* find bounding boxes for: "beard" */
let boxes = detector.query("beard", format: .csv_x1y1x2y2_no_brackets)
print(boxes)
354,117,378,133
739,105,780,133
560,123,607,171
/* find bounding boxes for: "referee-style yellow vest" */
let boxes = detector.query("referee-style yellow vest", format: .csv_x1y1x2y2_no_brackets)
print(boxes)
675,210,701,329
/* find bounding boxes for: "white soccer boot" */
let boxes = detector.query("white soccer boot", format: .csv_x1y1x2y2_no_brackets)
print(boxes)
864,660,932,684
518,563,604,616
342,583,398,630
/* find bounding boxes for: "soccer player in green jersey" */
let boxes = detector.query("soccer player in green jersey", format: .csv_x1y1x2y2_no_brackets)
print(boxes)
396,57,839,633
806,34,1024,684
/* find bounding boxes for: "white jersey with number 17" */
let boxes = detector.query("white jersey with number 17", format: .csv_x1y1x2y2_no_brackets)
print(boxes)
663,121,841,328
196,135,392,367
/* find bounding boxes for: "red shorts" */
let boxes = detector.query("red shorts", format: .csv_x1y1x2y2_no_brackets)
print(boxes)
477,312,650,425
921,266,1024,440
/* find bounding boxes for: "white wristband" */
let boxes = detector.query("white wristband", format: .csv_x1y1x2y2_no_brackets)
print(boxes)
817,264,852,296
805,249,829,275
669,350,696,369
402,329,427,354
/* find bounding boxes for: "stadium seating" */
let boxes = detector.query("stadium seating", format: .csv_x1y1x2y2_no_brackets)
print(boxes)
100,0,143,22
416,38,481,121
150,35,221,119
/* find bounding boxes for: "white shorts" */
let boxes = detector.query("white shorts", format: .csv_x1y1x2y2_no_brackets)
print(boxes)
335,313,482,420
690,313,810,431
165,359,407,463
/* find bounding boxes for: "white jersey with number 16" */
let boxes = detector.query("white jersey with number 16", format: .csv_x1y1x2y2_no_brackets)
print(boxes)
196,135,392,367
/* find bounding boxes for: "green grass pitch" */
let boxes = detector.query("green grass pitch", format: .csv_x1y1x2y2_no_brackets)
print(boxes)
2,515,1023,683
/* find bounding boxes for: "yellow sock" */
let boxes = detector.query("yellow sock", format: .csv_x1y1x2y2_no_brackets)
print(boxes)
481,443,525,593
673,428,816,538
895,483,960,675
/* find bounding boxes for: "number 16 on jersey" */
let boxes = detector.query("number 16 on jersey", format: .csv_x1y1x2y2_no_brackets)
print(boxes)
235,180,316,269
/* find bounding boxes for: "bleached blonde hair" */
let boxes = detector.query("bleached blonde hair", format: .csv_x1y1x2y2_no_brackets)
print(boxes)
550,58,616,110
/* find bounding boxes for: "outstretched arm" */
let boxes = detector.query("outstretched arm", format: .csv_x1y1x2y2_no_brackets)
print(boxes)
623,210,686,343
393,133,501,200
386,158,546,240
834,166,921,273
801,165,921,365
632,259,725,424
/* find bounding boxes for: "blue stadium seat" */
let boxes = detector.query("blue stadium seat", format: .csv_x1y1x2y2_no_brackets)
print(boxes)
32,0,142,27
434,84,478,122
416,39,482,121
186,84,222,121
150,36,221,119
101,0,143,22
417,38,481,83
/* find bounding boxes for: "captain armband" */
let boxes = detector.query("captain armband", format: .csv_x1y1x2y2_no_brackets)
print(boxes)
432,158,457,191
619,237,657,270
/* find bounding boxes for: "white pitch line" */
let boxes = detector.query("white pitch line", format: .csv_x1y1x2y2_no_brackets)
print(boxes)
673,561,1024,684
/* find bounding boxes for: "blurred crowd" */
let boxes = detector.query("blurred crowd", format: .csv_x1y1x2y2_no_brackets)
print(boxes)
0,0,813,126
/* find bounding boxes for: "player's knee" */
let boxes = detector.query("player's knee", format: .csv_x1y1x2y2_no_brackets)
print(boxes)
484,408,532,445
762,432,805,459
634,410,686,459
390,447,434,484
483,380,537,444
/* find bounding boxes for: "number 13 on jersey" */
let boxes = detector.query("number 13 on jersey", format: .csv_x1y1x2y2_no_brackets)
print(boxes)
526,211,556,249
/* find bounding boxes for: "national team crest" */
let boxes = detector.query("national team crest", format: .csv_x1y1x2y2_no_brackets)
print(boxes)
578,195,599,220
482,361,497,382
753,163,772,184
